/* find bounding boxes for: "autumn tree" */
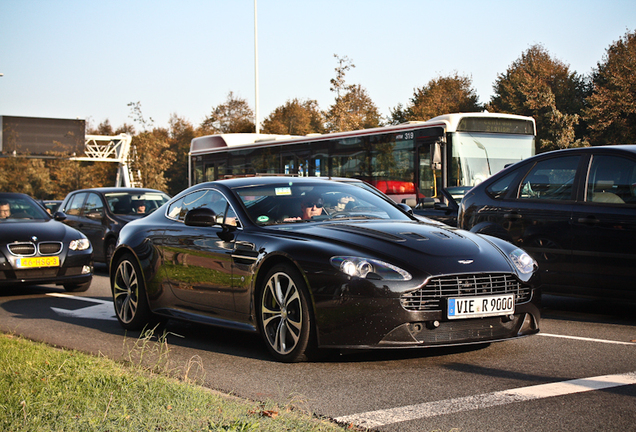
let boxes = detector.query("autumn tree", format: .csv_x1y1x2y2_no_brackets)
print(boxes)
165,114,196,195
0,158,54,198
200,92,255,134
583,30,636,145
326,55,382,132
125,102,176,191
488,44,589,151
261,98,325,135
389,73,482,124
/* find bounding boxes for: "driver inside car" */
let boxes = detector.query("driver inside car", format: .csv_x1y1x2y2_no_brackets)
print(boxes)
284,194,325,221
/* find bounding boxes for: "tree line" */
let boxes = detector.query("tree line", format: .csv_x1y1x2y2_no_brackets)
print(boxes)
1,30,634,199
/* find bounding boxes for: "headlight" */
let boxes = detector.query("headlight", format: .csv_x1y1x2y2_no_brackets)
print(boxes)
509,248,536,274
331,256,412,281
69,238,90,251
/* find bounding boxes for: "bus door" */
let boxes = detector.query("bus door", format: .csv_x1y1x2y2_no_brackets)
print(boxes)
282,151,310,177
416,144,441,200
415,141,458,225
204,160,226,182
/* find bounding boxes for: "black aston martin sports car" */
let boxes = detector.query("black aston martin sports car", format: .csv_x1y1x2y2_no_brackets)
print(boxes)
0,193,93,292
110,177,540,362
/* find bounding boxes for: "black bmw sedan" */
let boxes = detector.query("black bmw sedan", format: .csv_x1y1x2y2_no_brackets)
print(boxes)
0,193,93,292
110,177,540,362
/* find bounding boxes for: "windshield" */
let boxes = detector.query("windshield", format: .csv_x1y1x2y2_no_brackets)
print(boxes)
451,132,535,187
234,182,412,226
0,194,50,222
105,192,171,215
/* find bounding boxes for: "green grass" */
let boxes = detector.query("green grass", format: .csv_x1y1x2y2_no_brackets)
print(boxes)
0,333,348,432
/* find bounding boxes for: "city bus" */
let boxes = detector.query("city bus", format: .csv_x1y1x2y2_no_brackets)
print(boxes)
189,112,536,224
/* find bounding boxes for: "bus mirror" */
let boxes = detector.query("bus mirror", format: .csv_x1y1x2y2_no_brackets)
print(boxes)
431,143,442,170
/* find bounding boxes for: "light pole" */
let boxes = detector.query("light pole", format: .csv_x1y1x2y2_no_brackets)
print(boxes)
254,0,260,134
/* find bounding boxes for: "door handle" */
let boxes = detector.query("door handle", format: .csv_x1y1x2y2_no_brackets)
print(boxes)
503,212,521,220
577,216,600,224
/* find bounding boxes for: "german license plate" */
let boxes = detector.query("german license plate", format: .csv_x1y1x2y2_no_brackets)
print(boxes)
16,256,60,268
447,294,514,319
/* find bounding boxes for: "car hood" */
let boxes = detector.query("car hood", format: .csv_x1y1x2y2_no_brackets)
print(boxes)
0,219,83,243
275,220,515,275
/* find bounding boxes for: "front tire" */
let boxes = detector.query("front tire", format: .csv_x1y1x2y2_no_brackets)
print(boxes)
112,253,152,330
105,239,116,265
63,279,91,292
258,265,315,362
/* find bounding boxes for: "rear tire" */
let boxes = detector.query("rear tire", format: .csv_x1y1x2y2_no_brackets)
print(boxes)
112,253,152,330
258,264,317,362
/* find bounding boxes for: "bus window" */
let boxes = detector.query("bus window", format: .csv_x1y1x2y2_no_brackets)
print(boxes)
450,132,535,187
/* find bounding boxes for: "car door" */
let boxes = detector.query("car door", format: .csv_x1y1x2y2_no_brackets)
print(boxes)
504,155,581,289
160,189,239,313
467,155,581,289
60,192,88,233
80,192,107,261
570,153,636,298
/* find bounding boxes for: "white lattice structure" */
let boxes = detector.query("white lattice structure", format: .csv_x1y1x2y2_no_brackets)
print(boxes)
70,134,142,187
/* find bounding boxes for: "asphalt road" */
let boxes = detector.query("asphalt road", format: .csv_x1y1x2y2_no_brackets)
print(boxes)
2,265,635,432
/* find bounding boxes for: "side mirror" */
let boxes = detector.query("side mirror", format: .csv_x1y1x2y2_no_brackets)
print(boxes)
53,211,67,221
396,203,413,215
433,202,450,212
184,207,218,227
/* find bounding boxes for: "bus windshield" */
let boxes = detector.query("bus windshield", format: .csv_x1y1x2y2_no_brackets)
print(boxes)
451,132,535,187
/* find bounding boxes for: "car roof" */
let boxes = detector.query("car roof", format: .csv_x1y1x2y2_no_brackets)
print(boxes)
0,192,35,199
539,144,636,157
68,187,166,194
197,176,364,188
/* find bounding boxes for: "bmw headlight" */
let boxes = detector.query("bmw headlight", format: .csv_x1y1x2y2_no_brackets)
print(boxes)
69,238,90,251
331,256,412,281
509,248,536,274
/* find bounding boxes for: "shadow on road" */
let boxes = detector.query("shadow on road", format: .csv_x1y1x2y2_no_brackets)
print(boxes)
541,294,636,326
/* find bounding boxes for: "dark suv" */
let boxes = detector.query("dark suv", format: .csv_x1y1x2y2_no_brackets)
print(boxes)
59,188,170,263
459,145,636,300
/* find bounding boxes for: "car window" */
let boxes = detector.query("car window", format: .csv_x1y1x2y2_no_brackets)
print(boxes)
64,193,87,216
518,156,580,201
235,183,410,225
83,193,104,218
167,189,239,226
486,170,520,199
0,194,50,221
106,191,170,215
586,155,636,205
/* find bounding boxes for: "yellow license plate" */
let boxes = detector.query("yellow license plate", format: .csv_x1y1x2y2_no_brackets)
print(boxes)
16,256,60,268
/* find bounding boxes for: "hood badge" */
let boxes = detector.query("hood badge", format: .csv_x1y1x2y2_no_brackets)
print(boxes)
31,236,38,242
458,259,474,265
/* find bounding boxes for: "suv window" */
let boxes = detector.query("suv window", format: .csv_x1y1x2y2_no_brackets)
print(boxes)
518,156,580,201
586,155,636,205
64,193,87,216
84,193,104,218
486,170,519,199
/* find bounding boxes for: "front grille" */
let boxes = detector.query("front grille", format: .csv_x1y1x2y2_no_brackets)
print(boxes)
7,243,36,256
14,268,59,279
38,242,62,255
401,273,531,312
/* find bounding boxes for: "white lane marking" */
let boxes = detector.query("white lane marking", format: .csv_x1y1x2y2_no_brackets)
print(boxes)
47,292,112,304
335,372,636,429
47,293,117,321
539,333,636,346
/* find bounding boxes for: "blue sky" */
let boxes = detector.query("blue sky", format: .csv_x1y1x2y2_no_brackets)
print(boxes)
1,0,634,130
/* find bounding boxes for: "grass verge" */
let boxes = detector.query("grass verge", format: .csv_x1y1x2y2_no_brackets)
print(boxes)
0,333,348,431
